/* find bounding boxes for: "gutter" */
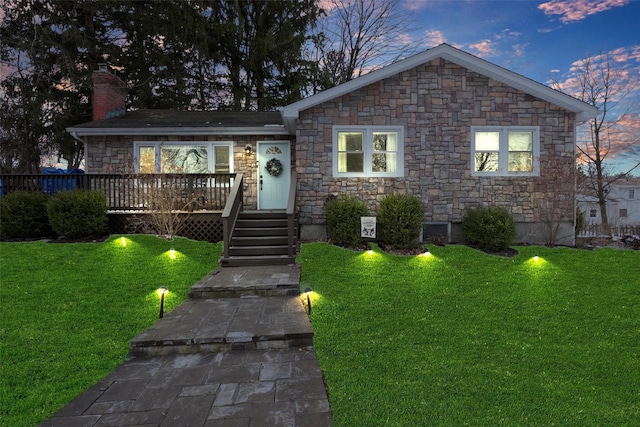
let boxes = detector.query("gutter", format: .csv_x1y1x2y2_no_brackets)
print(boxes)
65,126,290,137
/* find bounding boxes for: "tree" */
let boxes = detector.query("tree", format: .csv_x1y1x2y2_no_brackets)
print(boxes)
553,51,640,230
311,0,422,90
0,0,115,171
212,0,321,110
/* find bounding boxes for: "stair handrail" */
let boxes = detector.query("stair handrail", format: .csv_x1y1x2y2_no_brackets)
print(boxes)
286,170,297,258
221,173,244,259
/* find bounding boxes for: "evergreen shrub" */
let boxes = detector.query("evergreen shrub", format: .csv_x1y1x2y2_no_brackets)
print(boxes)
378,193,425,248
0,191,52,238
462,206,516,252
325,194,369,247
47,190,107,239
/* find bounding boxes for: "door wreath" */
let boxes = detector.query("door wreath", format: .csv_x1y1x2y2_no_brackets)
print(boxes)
265,158,283,177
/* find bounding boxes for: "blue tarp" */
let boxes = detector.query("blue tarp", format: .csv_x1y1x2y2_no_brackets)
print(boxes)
39,168,85,194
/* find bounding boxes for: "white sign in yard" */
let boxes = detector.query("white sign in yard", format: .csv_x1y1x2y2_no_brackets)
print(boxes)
361,216,376,238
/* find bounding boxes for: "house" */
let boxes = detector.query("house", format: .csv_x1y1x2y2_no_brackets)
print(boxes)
578,176,640,229
67,44,599,255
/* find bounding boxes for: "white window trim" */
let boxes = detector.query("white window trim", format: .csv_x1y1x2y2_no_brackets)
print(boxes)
133,141,234,174
332,126,404,178
470,126,540,177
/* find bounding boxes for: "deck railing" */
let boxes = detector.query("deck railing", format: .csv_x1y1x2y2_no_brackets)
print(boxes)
221,173,244,259
0,173,236,212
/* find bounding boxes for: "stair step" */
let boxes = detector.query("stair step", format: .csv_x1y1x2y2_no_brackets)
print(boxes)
231,236,290,246
189,265,301,299
234,227,288,237
238,210,287,220
220,255,296,267
229,245,289,256
129,297,313,357
236,218,288,228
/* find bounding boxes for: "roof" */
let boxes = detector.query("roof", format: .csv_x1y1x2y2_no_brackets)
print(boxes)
281,43,600,130
67,110,287,136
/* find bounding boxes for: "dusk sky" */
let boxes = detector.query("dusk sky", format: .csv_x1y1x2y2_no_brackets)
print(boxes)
397,0,640,175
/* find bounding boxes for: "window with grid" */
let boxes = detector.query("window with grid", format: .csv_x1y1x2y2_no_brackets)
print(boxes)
471,127,539,176
333,126,404,177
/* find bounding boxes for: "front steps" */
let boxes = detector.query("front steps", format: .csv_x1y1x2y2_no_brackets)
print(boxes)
220,210,298,267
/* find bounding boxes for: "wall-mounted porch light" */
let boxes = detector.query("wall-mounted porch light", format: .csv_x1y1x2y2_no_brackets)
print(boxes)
245,145,252,155
303,287,313,315
157,287,168,319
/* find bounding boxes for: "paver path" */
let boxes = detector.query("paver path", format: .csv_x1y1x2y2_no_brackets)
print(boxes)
41,265,332,427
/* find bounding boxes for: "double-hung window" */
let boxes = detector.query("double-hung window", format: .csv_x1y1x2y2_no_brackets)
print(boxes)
134,142,233,174
471,126,540,176
333,126,404,177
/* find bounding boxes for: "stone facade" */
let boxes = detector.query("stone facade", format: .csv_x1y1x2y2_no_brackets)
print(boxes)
294,58,577,245
85,134,291,210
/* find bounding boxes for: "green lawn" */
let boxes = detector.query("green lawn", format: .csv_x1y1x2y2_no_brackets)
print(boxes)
298,243,640,426
2,239,639,426
0,236,221,427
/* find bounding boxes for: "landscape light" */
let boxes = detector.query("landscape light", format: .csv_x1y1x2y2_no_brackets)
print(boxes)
303,287,312,315
169,248,176,259
120,236,126,247
421,249,431,257
157,287,168,319
533,255,539,262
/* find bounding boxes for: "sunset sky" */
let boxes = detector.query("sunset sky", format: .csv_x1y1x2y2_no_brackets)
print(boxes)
400,0,640,175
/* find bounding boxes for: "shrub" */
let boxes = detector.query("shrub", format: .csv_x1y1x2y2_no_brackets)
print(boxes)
462,206,516,252
377,193,425,248
325,194,369,247
47,190,107,239
0,191,52,238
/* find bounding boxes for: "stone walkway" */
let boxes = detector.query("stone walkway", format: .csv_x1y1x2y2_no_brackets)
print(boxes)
41,265,332,427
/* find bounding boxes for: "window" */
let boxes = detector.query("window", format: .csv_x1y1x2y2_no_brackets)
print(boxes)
471,127,539,176
333,126,404,177
135,142,232,173
630,189,635,199
589,209,597,218
620,208,628,218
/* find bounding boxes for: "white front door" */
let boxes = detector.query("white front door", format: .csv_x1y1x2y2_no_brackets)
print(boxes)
257,141,290,210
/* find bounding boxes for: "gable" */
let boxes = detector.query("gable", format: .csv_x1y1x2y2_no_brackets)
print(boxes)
281,44,599,130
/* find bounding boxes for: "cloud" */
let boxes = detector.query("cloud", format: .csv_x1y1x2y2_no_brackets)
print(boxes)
538,0,629,24
468,40,495,58
424,30,446,47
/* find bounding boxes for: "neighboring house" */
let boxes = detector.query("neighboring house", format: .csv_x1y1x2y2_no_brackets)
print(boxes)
578,176,640,228
67,44,598,247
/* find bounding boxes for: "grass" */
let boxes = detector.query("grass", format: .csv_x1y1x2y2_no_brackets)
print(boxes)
298,243,640,426
0,235,221,427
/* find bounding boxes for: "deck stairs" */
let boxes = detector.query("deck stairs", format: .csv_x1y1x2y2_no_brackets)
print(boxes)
219,210,298,267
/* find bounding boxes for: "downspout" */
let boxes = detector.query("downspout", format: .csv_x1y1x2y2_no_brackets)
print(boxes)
69,131,88,173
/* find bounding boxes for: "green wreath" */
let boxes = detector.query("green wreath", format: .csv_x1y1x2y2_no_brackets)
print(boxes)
265,158,283,177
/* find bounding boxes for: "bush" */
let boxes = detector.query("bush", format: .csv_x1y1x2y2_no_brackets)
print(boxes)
575,207,586,236
378,193,425,248
0,191,52,238
325,194,369,247
462,206,516,252
47,190,107,239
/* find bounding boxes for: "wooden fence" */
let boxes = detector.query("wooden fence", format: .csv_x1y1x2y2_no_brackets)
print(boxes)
0,173,236,212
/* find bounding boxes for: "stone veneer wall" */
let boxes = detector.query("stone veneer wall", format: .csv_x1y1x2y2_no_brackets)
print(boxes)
295,58,577,245
85,134,292,210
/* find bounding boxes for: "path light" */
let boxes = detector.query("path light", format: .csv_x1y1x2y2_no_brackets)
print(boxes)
421,249,431,257
303,287,312,315
533,255,539,262
120,236,126,247
157,287,168,319
169,248,176,259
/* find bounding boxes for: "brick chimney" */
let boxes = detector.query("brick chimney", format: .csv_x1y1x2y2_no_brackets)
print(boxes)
91,64,126,121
